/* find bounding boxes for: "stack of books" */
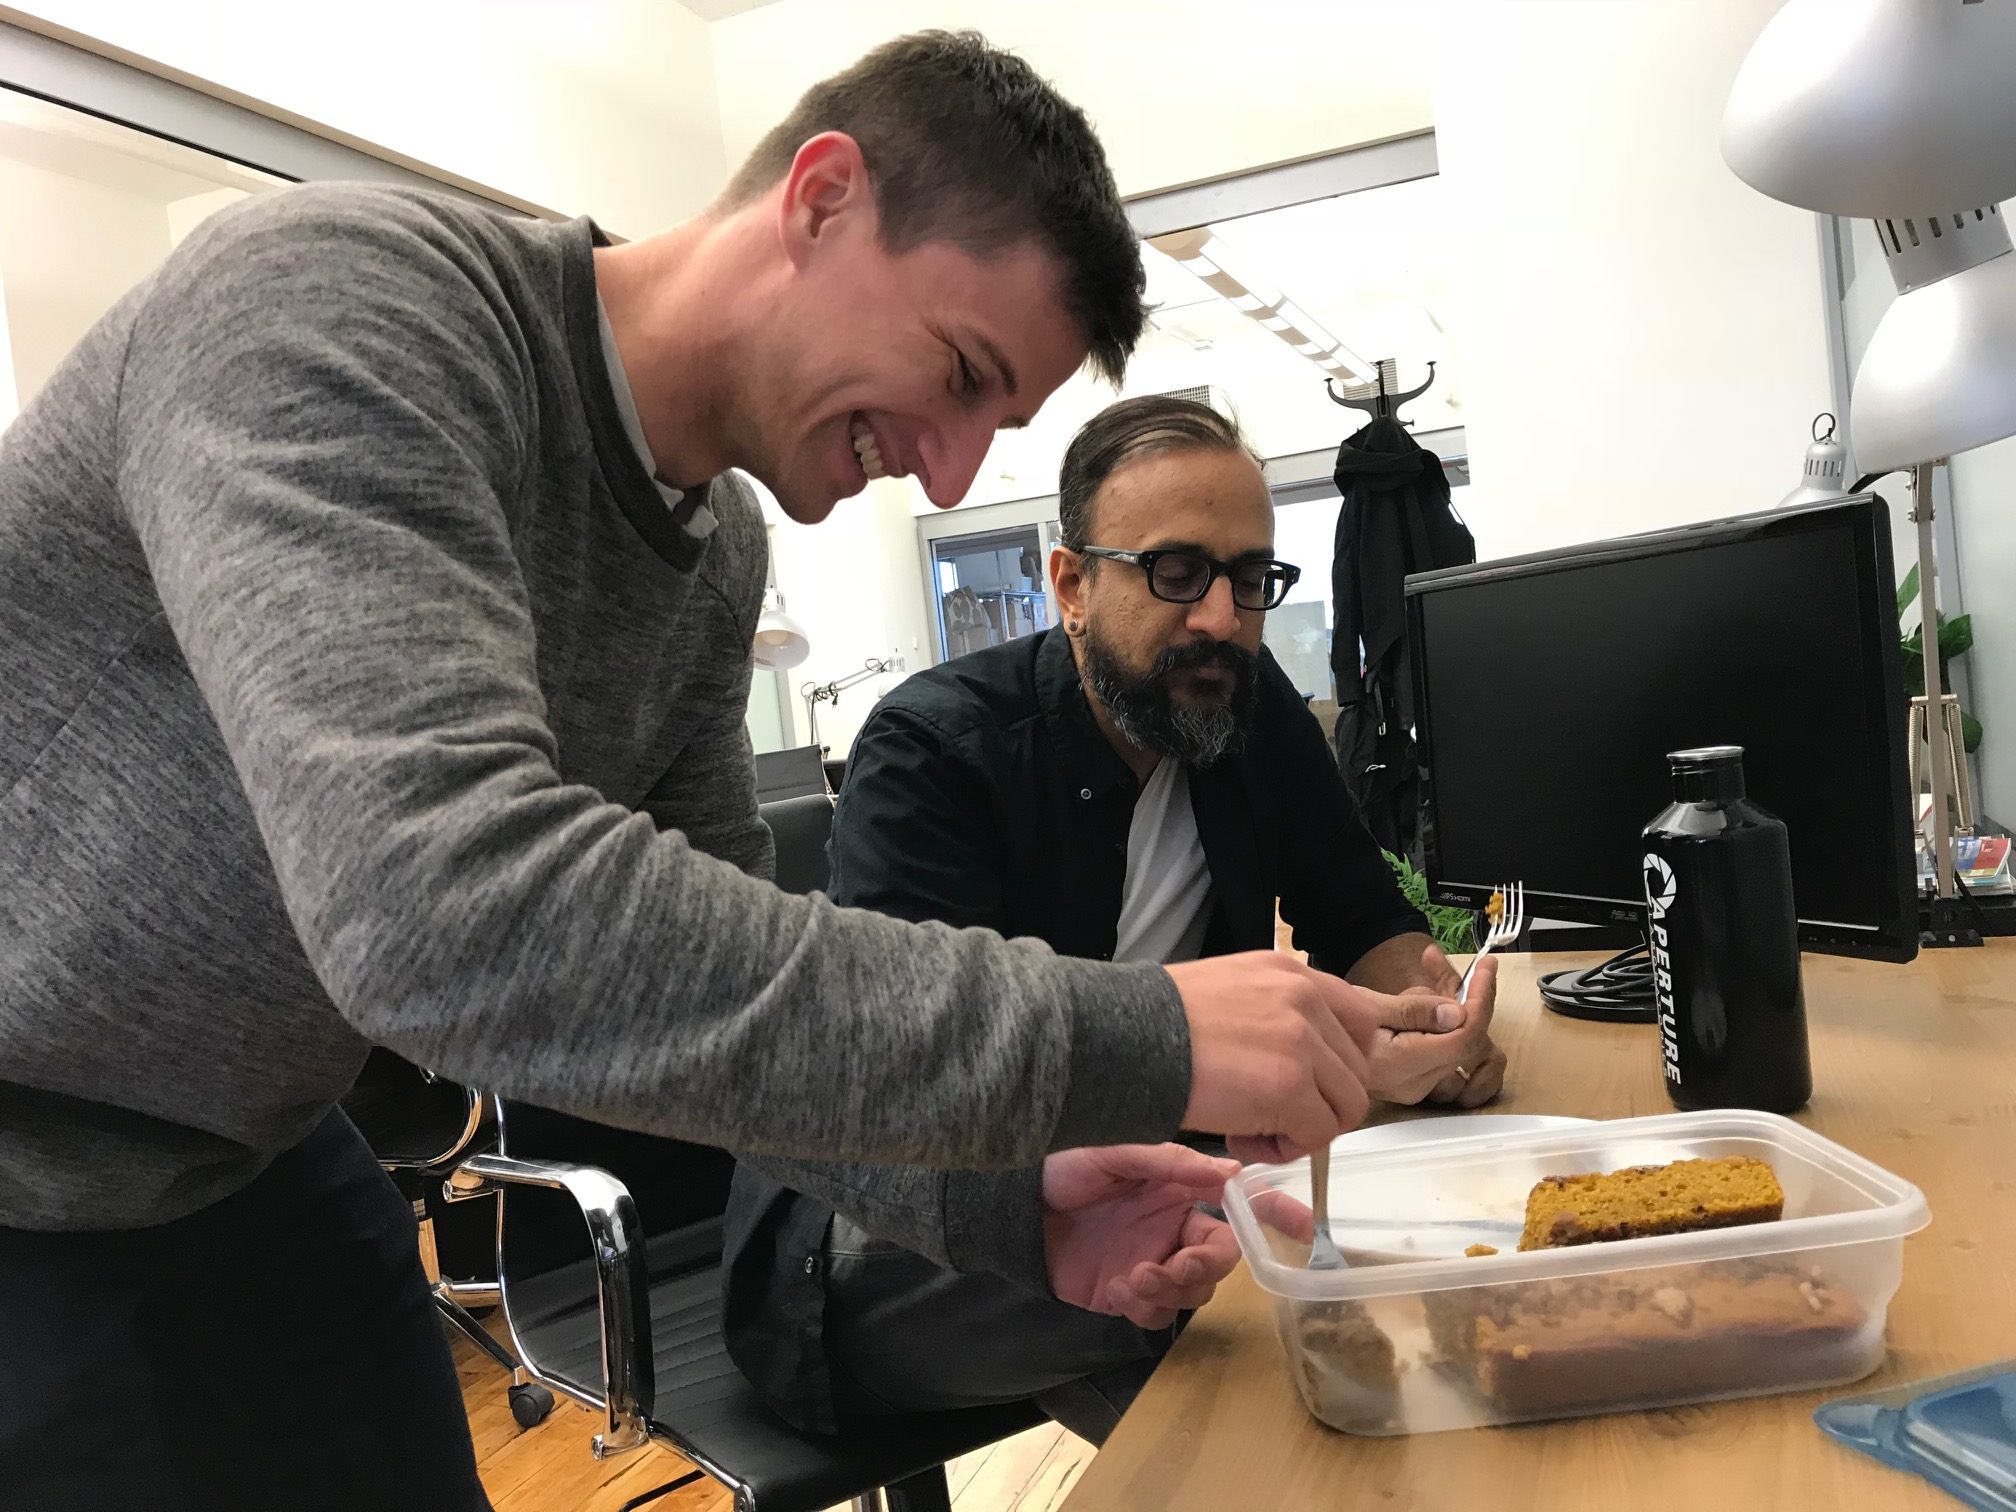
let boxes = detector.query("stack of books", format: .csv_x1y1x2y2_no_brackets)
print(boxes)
1917,832,2013,895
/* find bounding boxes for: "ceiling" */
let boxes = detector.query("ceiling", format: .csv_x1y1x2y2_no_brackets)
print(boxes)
674,0,787,20
1143,174,1453,384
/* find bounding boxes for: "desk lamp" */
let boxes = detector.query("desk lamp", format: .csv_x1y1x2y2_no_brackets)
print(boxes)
801,658,895,755
1724,0,2016,934
753,588,810,671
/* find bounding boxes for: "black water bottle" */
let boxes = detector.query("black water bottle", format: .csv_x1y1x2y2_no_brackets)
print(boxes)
1641,745,1811,1112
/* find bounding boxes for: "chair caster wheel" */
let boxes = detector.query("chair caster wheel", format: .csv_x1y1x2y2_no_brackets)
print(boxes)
509,1382,556,1428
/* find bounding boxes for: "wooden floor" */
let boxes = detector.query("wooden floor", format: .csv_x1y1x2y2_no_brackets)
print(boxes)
449,1317,1092,1512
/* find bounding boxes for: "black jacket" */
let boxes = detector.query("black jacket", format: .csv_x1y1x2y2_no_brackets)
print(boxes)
1330,417,1474,853
723,628,1425,1431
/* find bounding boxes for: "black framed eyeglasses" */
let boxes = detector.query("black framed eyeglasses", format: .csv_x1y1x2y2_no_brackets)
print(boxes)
1077,546,1302,611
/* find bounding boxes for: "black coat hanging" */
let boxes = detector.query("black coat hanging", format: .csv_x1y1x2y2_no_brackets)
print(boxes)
1325,364,1474,857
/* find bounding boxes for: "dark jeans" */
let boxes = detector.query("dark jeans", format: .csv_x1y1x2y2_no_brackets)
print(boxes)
0,1109,487,1511
821,1215,1183,1446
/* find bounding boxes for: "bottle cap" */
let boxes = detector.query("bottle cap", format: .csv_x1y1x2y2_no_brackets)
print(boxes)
1669,744,1746,803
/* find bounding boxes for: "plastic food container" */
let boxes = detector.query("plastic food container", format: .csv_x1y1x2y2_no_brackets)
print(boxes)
1223,1110,1930,1436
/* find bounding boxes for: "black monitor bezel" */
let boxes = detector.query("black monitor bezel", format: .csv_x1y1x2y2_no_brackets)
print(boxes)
1405,495,1918,962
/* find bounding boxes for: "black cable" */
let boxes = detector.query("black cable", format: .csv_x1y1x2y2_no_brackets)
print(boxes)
1953,869,1993,931
1539,940,1657,1023
1852,470,1892,494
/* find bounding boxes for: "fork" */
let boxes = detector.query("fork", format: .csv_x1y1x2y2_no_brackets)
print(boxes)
1306,1142,1344,1270
1458,881,1526,1002
1305,884,1524,1273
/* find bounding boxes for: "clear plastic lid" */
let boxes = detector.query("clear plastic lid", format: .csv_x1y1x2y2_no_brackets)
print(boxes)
1225,1108,1930,1301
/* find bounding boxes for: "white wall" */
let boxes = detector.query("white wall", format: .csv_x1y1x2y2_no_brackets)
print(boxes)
164,185,251,248
0,156,172,403
10,0,727,237
1433,0,1833,562
768,479,932,755
708,0,1435,198
0,271,17,429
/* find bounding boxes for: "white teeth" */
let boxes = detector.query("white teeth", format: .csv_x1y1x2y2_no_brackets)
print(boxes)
851,419,888,479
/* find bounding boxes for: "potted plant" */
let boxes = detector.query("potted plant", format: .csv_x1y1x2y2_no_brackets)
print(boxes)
1384,851,1478,955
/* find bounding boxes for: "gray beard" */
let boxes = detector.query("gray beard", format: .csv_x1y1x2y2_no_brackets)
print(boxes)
1079,629,1257,768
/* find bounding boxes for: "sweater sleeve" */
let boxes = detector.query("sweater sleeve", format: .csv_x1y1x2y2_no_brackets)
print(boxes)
111,187,1190,1170
732,699,1058,1289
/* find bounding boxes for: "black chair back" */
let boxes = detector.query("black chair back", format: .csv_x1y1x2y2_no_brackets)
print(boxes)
341,1048,482,1170
754,745,828,803
759,793,834,896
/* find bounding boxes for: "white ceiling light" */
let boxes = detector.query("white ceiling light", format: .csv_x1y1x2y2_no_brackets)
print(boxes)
1149,228,1377,383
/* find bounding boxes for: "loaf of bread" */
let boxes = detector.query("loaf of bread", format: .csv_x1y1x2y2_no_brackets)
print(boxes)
1423,1257,1866,1415
1517,1155,1784,1251
1291,1299,1399,1429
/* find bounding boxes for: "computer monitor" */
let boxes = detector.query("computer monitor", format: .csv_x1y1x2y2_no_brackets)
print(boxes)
1407,496,1917,964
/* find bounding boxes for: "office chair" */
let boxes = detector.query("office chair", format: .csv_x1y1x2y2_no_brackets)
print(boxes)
758,792,836,896
443,1104,1040,1511
341,1050,557,1428
345,792,838,1440
754,745,830,804
433,791,1038,1509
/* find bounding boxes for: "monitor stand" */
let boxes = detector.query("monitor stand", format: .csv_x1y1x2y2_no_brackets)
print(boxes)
1921,891,1990,949
1539,939,1656,1023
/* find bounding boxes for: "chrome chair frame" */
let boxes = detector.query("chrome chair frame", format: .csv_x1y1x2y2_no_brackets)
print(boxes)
442,1094,1025,1512
344,1059,555,1421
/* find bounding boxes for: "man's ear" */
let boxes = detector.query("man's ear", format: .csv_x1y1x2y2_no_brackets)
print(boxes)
1051,545,1089,636
776,131,874,269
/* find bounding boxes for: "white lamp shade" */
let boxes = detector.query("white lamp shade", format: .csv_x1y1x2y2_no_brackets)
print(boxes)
752,607,810,670
1722,0,2016,218
1850,245,2016,473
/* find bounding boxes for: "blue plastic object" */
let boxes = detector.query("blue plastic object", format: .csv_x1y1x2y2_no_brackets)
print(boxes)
1816,1362,2016,1510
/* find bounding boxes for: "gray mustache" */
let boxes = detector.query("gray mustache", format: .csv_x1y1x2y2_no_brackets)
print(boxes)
1152,641,1254,681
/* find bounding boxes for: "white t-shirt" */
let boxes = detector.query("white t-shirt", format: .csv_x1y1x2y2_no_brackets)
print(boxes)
1112,758,1214,966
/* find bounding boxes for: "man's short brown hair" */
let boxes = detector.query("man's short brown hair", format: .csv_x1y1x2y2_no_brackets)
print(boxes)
720,30,1146,384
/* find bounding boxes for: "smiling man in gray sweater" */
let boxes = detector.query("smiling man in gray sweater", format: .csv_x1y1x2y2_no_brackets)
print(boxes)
0,32,1396,1509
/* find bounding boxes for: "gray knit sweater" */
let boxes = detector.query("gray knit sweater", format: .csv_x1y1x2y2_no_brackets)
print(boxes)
0,185,1189,1239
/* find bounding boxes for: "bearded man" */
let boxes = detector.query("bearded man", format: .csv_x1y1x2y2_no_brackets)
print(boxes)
722,394,1509,1444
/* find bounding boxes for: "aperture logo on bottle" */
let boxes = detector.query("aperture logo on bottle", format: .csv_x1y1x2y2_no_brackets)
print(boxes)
1644,853,1677,919
1644,853,1682,1083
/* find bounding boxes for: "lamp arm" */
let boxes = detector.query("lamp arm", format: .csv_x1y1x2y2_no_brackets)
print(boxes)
798,658,894,709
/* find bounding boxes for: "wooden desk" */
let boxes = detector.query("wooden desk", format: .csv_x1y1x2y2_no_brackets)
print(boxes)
1064,945,2016,1511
